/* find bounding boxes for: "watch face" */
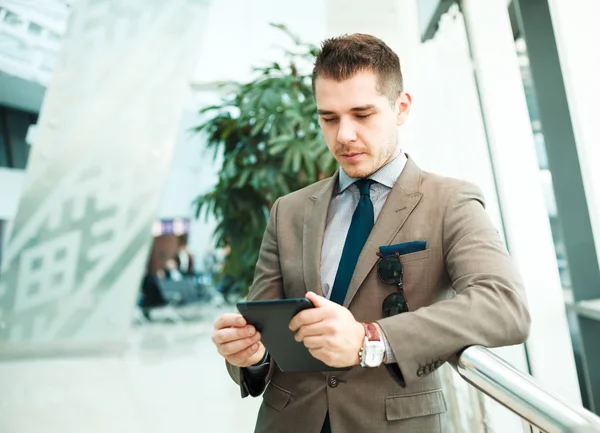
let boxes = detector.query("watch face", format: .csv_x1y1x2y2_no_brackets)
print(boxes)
365,342,385,367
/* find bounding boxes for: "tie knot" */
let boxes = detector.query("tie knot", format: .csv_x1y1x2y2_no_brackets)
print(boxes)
354,179,375,197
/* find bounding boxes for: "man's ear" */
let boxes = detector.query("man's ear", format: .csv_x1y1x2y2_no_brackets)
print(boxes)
396,92,412,126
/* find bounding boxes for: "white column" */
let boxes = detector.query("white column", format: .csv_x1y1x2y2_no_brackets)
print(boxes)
547,0,600,270
461,0,581,405
0,0,210,353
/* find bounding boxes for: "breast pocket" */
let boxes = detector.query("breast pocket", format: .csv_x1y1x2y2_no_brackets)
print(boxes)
398,249,435,308
399,249,430,264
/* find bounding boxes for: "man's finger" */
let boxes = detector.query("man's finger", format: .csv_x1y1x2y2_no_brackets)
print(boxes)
289,308,325,332
227,343,262,366
214,313,246,330
302,336,324,350
212,325,256,345
219,332,261,356
294,321,331,342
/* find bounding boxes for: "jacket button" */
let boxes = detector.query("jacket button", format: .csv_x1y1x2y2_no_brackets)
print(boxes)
328,376,339,388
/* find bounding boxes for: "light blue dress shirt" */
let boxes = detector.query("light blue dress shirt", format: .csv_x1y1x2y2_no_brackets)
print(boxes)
320,151,408,363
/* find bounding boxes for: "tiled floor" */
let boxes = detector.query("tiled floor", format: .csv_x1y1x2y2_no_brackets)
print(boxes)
0,305,262,433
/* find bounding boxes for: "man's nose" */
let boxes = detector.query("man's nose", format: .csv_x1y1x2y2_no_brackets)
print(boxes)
336,118,357,145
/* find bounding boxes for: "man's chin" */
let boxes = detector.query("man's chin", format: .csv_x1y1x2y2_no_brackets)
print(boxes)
342,164,373,179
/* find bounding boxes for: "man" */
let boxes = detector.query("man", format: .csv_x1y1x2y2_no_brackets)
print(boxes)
211,34,530,433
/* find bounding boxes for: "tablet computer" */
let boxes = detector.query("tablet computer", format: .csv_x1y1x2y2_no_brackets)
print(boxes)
236,298,348,373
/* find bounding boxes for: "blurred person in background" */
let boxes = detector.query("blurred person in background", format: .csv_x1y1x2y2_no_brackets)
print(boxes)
175,238,195,277
211,34,530,433
164,258,183,281
139,269,167,320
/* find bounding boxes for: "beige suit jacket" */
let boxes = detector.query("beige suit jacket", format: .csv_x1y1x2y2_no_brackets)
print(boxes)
227,156,531,433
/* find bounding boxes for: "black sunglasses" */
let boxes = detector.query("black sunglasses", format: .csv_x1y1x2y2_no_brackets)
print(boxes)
376,252,409,317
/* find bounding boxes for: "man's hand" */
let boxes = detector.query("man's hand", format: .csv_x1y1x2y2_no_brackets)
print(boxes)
212,313,266,367
290,292,365,368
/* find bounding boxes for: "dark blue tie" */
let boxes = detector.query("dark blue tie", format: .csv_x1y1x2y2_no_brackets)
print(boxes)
329,179,375,305
321,179,375,433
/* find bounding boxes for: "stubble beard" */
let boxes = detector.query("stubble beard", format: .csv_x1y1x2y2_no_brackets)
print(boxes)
334,128,400,178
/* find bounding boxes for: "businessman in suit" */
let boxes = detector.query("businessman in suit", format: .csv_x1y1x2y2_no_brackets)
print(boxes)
211,34,531,432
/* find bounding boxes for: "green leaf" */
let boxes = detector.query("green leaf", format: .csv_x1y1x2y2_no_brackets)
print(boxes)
235,169,252,188
291,146,301,172
251,117,268,136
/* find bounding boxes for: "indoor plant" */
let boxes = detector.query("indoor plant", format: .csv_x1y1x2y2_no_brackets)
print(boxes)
193,24,336,300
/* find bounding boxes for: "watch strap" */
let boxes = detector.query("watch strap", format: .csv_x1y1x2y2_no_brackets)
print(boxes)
362,322,381,342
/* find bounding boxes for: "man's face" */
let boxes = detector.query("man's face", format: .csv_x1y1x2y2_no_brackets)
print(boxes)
315,70,411,178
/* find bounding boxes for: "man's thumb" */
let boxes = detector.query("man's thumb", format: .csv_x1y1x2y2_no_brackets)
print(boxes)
305,291,330,308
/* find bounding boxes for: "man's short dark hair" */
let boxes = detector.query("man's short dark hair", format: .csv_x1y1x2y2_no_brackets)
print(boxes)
312,33,404,104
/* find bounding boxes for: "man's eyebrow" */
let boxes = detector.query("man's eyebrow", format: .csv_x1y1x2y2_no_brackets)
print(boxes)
317,105,376,115
317,109,336,115
350,105,376,112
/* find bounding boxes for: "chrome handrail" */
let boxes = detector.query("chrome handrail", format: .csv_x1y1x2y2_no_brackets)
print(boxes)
457,345,600,433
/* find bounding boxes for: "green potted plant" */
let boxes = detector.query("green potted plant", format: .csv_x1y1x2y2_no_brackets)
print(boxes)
193,24,337,301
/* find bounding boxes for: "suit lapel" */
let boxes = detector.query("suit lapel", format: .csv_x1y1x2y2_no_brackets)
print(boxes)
343,157,423,307
303,174,338,298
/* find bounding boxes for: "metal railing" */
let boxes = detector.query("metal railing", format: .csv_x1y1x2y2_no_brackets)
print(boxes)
457,345,600,433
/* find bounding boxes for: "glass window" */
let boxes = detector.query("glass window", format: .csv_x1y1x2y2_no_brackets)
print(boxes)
5,110,34,169
0,123,8,167
515,37,572,289
3,10,24,27
28,22,43,36
0,106,37,169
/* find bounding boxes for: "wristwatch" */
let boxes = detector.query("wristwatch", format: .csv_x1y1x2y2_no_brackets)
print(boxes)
359,322,385,367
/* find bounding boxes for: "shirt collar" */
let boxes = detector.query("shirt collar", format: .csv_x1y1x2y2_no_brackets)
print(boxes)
338,151,407,194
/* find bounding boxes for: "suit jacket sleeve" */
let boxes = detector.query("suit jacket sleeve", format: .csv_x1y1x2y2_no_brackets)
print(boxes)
225,198,284,398
377,181,531,386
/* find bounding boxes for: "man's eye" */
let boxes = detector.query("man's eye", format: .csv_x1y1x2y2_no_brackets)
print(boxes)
323,118,338,123
356,114,372,119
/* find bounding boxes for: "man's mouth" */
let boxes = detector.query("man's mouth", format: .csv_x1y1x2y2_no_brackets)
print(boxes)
340,152,364,162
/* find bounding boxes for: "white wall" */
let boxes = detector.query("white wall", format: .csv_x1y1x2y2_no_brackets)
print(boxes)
192,0,327,85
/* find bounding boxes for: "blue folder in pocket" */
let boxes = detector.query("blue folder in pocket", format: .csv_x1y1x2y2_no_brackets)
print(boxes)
379,241,427,257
